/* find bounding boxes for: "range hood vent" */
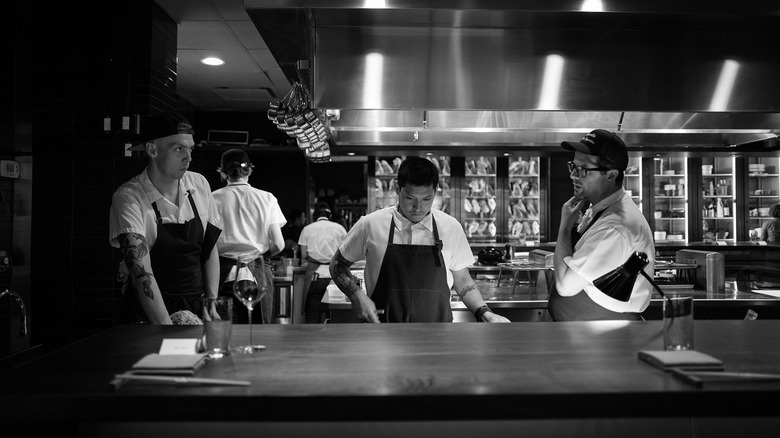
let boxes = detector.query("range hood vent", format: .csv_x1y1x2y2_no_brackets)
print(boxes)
247,1,780,153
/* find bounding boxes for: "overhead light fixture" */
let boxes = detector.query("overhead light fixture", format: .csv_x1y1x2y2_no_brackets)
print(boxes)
581,0,604,12
538,54,564,110
201,57,225,66
709,59,740,111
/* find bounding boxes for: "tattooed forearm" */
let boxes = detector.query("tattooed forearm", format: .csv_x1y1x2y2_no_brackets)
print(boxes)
329,250,362,299
120,233,155,300
457,284,478,299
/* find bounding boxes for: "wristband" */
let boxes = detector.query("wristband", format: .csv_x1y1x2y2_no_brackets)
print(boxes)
474,305,492,322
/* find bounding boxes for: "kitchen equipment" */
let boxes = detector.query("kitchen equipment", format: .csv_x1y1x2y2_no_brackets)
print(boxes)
477,247,504,266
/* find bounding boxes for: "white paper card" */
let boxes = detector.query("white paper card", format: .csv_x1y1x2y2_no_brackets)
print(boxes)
159,338,200,355
751,289,780,298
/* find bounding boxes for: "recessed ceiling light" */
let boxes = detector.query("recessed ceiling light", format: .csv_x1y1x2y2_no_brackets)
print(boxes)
201,57,224,66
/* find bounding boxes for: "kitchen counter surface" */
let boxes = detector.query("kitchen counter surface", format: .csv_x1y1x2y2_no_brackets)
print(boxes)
2,322,780,436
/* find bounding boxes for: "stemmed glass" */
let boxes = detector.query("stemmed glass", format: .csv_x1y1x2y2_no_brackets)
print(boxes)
232,260,266,354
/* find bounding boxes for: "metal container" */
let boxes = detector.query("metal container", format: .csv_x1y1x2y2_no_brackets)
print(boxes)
675,250,725,293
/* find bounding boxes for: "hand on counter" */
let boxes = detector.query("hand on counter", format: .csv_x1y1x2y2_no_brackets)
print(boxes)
482,311,511,323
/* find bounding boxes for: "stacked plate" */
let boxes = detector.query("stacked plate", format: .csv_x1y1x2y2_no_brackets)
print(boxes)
749,163,766,175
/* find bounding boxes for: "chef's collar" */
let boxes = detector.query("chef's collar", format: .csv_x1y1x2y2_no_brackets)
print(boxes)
587,187,626,217
141,168,193,205
392,205,433,232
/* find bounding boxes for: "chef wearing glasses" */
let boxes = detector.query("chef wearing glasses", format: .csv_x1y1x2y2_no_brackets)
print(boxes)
549,129,655,321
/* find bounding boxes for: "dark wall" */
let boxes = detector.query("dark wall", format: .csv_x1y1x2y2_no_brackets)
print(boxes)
10,2,312,356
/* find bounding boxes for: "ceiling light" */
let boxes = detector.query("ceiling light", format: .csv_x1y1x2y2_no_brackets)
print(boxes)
201,57,225,66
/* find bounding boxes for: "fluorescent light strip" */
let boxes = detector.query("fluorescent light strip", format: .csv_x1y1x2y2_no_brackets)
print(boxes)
581,0,604,12
709,59,740,111
538,54,564,110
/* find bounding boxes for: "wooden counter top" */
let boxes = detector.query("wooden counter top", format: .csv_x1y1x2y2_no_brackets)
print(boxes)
2,321,780,429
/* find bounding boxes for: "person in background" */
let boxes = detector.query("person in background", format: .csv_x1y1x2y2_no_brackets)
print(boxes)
329,156,510,323
109,111,222,324
549,129,655,321
298,202,347,323
761,204,780,243
280,208,306,258
212,149,286,324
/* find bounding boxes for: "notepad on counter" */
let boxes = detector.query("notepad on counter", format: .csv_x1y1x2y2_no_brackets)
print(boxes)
131,353,208,376
751,289,780,298
638,350,724,371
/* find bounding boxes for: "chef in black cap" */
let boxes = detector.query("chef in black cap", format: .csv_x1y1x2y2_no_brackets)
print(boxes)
109,111,222,324
548,129,655,321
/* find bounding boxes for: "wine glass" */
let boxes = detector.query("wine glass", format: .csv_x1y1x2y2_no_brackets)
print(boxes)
232,260,266,354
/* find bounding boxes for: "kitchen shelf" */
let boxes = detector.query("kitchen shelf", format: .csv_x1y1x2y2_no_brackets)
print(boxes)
653,157,687,243
701,157,735,242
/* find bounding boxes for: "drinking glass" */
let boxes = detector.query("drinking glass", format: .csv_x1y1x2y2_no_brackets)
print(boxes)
232,260,267,354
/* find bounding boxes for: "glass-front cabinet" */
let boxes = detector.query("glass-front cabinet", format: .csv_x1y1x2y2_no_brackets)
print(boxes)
369,155,453,215
747,157,780,240
653,157,688,243
701,157,736,242
507,156,541,245
624,156,642,209
369,156,401,212
462,156,498,242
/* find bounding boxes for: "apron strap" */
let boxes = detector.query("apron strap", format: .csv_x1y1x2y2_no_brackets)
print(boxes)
571,208,606,248
387,215,444,267
151,202,163,224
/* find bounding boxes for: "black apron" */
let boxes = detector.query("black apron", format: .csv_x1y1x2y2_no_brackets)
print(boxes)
548,209,641,321
370,216,453,323
218,256,274,324
124,190,221,323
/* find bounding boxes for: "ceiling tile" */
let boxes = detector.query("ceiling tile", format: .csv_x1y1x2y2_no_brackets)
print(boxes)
228,20,267,50
178,21,236,49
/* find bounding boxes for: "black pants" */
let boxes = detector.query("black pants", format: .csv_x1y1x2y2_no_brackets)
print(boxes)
305,277,331,323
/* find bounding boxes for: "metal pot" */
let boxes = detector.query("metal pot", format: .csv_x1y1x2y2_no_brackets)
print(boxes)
477,247,503,266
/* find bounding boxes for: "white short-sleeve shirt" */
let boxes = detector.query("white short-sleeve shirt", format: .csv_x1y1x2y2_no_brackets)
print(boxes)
561,189,656,313
338,206,474,297
211,182,287,261
298,217,347,278
109,169,221,249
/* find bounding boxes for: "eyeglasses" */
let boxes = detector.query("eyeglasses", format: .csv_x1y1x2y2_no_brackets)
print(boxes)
567,161,613,178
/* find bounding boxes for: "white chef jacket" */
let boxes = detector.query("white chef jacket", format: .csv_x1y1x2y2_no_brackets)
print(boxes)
109,169,221,249
298,217,347,278
338,206,474,297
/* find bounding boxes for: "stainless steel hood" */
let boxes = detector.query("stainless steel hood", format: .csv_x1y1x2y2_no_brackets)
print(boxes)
246,1,780,154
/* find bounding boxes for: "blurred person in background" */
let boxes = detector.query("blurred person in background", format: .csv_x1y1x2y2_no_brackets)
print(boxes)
110,111,222,324
761,204,780,243
280,208,307,259
212,149,286,324
298,202,347,323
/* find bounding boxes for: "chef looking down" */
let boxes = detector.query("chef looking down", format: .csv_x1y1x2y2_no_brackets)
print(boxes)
109,111,222,324
548,129,655,321
329,156,510,323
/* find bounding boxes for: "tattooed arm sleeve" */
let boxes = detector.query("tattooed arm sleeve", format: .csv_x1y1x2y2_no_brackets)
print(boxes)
329,250,361,299
119,233,172,324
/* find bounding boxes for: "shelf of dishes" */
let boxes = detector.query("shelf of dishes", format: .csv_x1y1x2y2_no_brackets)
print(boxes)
653,156,688,243
747,158,779,229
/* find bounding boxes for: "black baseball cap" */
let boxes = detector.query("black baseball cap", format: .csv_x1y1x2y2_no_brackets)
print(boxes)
127,111,194,151
219,148,253,172
561,129,628,171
